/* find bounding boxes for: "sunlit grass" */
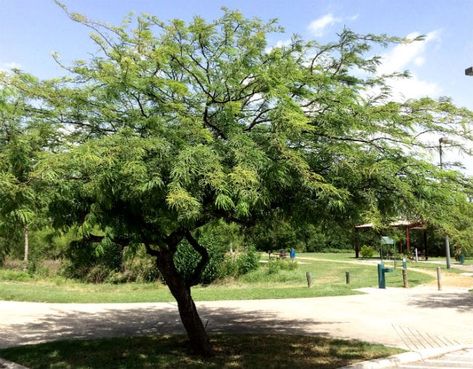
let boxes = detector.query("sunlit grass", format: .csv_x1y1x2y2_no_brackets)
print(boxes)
0,253,433,303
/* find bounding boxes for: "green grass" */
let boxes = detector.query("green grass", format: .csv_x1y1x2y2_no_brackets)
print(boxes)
0,254,434,303
0,334,403,369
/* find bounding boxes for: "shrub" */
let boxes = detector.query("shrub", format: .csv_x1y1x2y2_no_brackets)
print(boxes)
360,245,376,259
123,254,160,283
267,258,298,274
236,247,259,275
174,237,228,285
61,237,122,280
85,264,112,283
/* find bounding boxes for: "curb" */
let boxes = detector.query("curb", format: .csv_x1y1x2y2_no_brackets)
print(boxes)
0,357,30,369
337,345,468,369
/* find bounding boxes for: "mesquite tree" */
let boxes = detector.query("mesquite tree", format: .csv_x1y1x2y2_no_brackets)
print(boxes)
6,6,473,355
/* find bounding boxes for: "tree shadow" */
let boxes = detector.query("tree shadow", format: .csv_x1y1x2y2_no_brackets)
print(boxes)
408,291,473,312
0,304,341,349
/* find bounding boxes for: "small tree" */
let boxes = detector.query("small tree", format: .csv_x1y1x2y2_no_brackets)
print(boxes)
6,6,473,355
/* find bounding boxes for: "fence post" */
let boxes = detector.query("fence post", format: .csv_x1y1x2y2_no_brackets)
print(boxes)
345,271,350,284
402,268,408,288
306,272,313,288
436,267,442,291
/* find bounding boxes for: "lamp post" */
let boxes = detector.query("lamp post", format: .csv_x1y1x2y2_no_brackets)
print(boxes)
439,137,452,269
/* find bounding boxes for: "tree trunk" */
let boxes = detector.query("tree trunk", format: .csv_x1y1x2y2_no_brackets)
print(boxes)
155,248,213,356
172,284,212,356
23,225,29,263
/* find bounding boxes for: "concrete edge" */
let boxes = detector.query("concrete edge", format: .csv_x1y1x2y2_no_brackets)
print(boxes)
337,345,469,369
0,357,30,369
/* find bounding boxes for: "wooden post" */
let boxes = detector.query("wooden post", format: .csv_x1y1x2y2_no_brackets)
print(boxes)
345,271,350,284
306,272,313,288
436,267,442,291
402,269,408,288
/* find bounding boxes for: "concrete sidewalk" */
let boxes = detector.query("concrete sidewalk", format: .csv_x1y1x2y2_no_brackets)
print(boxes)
1,285,473,350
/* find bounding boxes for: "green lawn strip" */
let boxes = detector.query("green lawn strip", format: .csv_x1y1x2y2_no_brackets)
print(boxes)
0,334,403,369
0,263,432,303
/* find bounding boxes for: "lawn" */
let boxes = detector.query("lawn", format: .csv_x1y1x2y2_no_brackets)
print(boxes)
0,334,403,369
0,253,433,303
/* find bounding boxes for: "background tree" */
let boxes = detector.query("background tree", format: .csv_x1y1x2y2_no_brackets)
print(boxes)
0,83,58,263
5,6,473,355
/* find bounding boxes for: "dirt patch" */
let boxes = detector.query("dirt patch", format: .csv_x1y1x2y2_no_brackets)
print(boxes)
412,268,473,288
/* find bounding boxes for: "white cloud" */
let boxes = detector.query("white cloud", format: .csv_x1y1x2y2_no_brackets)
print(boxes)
414,57,425,66
264,39,292,54
308,14,341,37
307,13,359,37
377,31,439,75
388,75,442,100
376,30,442,101
0,62,22,72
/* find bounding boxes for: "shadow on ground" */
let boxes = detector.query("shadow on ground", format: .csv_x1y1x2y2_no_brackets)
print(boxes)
0,305,339,349
409,291,473,312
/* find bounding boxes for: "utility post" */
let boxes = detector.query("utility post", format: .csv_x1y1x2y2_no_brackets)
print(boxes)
439,137,452,269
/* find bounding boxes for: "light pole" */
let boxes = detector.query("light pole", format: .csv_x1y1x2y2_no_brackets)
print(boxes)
439,137,452,269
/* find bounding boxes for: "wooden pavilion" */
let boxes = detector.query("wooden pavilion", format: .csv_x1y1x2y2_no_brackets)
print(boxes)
354,220,427,259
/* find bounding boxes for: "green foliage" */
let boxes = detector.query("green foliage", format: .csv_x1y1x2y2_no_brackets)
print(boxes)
61,237,122,282
236,248,260,275
174,232,259,285
267,258,298,274
174,239,226,285
2,8,473,353
360,245,376,259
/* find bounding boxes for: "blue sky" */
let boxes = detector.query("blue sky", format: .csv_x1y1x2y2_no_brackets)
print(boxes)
1,0,472,171
1,0,472,108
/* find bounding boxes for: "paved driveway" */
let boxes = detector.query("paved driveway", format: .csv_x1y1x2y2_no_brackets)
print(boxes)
1,285,473,350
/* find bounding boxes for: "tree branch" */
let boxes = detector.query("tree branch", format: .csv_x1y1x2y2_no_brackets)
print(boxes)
185,230,209,287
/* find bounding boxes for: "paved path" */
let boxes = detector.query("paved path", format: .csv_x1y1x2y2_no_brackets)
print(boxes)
1,284,473,351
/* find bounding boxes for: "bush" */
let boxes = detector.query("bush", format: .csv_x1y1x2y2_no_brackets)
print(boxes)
0,268,32,281
61,237,122,281
267,258,298,274
122,253,160,283
360,245,376,259
174,236,228,285
236,248,259,275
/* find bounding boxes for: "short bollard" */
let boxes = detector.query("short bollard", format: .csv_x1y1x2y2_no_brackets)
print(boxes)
402,268,408,288
437,267,442,291
306,272,313,288
402,258,407,270
345,271,350,284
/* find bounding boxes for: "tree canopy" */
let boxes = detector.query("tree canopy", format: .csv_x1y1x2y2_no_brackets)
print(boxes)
2,6,473,355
